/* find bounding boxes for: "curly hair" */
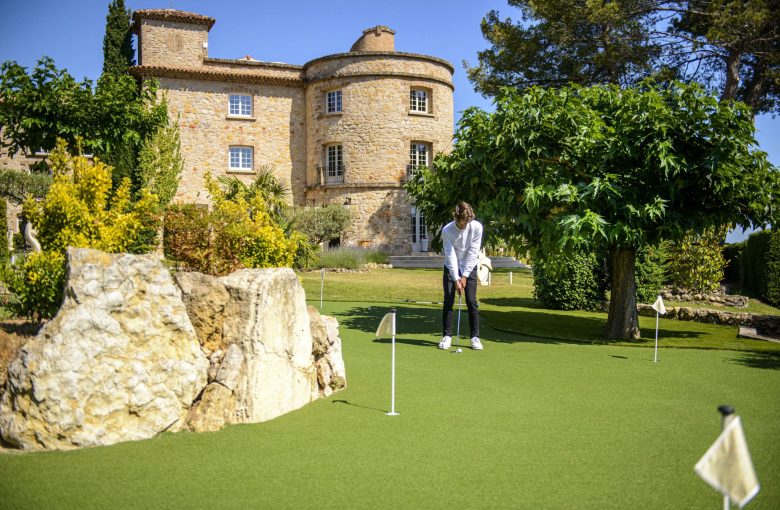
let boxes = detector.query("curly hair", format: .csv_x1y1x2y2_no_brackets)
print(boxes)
452,201,475,223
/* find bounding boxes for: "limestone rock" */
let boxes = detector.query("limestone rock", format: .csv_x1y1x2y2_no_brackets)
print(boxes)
0,248,209,450
174,272,230,354
182,268,319,430
309,306,347,397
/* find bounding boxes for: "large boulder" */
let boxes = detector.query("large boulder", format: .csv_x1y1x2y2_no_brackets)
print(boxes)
309,306,346,397
0,248,209,450
182,269,322,432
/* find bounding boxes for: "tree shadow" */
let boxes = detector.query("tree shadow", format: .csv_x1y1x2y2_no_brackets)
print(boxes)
481,297,548,309
480,308,707,346
727,351,780,370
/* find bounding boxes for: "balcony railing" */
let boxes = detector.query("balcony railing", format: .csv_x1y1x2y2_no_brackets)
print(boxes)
316,164,345,186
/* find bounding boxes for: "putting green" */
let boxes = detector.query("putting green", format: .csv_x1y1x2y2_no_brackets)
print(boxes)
0,301,777,509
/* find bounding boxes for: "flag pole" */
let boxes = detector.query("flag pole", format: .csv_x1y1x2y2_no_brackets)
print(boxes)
320,268,324,309
387,308,399,416
654,310,659,363
718,405,735,510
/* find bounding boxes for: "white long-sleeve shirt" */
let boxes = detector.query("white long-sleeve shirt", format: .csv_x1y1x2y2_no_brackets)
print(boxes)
442,219,483,283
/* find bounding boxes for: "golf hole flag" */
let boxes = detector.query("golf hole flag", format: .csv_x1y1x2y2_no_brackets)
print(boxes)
651,295,667,315
694,416,760,508
376,312,395,338
375,310,399,416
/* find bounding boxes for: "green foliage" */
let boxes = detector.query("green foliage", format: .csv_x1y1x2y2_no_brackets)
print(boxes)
163,205,211,272
722,241,744,284
0,142,159,319
217,165,290,221
0,169,53,205
102,0,134,76
163,175,299,275
289,205,353,245
315,247,388,269
532,249,606,310
1,251,66,321
407,82,778,338
634,242,669,303
23,140,158,254
667,226,728,293
137,119,183,207
766,230,780,307
0,199,8,261
468,0,659,95
469,0,779,114
0,58,167,187
742,229,780,306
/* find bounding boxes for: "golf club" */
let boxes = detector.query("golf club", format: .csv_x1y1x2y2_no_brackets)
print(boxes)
453,291,462,354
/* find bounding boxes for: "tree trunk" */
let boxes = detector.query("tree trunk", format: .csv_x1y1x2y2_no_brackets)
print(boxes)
721,49,741,102
606,247,640,340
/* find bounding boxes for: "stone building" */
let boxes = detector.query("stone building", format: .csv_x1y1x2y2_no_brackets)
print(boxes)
130,9,454,254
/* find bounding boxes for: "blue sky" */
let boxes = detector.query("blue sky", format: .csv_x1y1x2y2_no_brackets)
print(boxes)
0,0,776,240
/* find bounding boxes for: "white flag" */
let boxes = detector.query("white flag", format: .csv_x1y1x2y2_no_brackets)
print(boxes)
375,312,395,338
694,416,760,508
651,295,666,315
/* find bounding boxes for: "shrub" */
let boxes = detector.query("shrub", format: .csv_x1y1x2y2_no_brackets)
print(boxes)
742,229,780,306
1,251,66,321
667,226,728,293
635,242,669,303
163,175,299,275
0,199,8,261
290,205,352,245
0,141,159,319
532,249,607,310
23,140,158,254
163,205,211,272
314,247,388,269
722,241,744,285
0,169,53,205
137,119,182,207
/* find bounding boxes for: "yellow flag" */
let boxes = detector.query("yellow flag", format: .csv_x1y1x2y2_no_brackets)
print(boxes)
375,312,395,338
694,416,760,508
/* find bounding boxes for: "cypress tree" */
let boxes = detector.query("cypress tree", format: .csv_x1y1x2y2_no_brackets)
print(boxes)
102,0,134,76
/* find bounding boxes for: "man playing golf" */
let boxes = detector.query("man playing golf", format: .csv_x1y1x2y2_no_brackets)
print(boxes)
439,202,483,351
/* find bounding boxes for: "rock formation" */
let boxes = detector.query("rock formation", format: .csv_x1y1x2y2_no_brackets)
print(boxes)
0,249,347,450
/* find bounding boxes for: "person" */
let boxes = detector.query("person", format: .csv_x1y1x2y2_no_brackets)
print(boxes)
438,202,483,351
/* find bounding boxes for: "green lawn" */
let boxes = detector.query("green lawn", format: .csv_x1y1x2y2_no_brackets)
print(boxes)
1,269,778,509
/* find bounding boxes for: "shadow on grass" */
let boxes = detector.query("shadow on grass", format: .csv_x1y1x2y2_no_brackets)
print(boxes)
331,399,387,414
727,351,780,370
481,297,547,309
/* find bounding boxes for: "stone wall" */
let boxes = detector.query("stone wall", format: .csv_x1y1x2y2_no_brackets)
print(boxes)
137,19,209,68
161,77,307,206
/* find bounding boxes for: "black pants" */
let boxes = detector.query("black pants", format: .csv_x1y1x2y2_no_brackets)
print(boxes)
442,267,479,338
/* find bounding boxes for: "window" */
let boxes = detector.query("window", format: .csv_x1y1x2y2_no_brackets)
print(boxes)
326,90,342,113
326,145,343,183
408,142,430,179
228,94,252,117
229,146,253,171
410,89,428,112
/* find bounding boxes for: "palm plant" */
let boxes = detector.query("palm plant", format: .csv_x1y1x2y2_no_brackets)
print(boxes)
217,165,290,221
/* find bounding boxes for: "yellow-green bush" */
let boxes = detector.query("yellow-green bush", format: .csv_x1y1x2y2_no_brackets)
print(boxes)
1,140,160,319
2,251,66,321
164,175,299,275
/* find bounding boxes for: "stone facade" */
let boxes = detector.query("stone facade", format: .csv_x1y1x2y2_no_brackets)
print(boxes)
131,9,454,255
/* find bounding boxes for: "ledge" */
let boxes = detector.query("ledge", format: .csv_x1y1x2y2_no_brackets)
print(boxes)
226,115,256,122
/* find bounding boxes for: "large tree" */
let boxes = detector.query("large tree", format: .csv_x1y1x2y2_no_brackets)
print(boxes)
0,58,166,171
407,82,778,339
102,0,135,76
468,0,780,114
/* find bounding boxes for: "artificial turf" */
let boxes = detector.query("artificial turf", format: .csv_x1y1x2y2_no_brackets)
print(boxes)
1,299,778,509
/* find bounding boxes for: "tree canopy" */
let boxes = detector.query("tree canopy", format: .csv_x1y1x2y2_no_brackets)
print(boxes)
468,0,780,114
407,81,778,338
0,58,167,164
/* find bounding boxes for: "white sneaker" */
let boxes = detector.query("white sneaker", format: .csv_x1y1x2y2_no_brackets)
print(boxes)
471,337,483,350
438,336,452,350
